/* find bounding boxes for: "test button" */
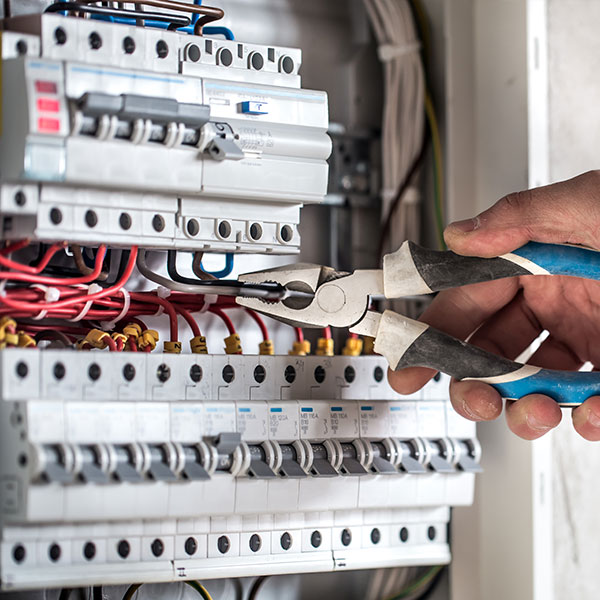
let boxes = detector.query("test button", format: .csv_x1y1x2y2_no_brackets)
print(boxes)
240,101,268,115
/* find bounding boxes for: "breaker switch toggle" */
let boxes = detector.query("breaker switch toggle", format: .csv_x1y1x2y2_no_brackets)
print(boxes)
76,445,110,484
179,444,211,481
278,442,308,478
32,444,75,484
369,441,399,475
111,445,143,483
397,440,427,474
309,443,339,477
247,444,277,478
454,439,483,473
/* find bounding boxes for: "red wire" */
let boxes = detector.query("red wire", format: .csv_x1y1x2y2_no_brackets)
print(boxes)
0,242,65,274
243,308,269,341
0,245,107,285
172,304,201,337
210,307,236,335
0,239,30,256
0,246,137,312
350,332,359,339
322,326,332,339
294,327,304,342
129,292,178,341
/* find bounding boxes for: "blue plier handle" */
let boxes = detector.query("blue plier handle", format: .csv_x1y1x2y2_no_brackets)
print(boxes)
238,241,600,406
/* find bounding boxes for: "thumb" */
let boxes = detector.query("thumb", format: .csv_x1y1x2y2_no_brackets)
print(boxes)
444,171,600,258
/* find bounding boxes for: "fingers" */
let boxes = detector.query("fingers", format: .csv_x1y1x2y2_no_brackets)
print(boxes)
572,397,600,441
444,171,600,257
449,381,562,440
505,395,562,440
449,379,503,421
387,278,519,394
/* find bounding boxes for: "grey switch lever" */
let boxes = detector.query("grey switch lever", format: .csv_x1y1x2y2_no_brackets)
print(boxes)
181,446,211,481
147,446,177,481
247,445,276,479
113,446,142,483
339,443,368,476
398,442,426,474
455,441,483,473
370,443,398,475
310,444,338,477
41,445,74,484
428,453,455,474
78,446,109,484
279,445,307,478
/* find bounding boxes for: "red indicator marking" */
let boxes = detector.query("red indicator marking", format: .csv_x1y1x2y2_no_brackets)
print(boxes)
35,80,58,94
38,117,61,133
37,98,60,113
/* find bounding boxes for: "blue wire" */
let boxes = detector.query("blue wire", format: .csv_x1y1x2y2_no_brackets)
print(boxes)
202,253,234,279
192,0,202,25
88,14,234,39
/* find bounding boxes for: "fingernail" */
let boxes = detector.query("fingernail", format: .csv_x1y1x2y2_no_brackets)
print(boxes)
448,217,479,234
526,413,553,432
587,408,600,428
461,399,482,421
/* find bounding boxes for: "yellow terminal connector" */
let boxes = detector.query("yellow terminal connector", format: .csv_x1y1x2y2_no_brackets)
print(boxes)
111,332,128,349
77,328,110,350
164,340,182,354
224,333,242,355
17,332,36,348
342,337,363,356
190,335,208,354
259,339,274,355
138,329,159,352
288,340,311,356
316,337,334,356
0,317,17,347
363,336,376,355
122,323,142,339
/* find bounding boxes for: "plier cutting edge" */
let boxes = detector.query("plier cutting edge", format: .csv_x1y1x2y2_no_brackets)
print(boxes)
237,240,600,407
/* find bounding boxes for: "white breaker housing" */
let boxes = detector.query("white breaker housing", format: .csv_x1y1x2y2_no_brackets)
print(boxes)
0,350,481,590
0,15,331,253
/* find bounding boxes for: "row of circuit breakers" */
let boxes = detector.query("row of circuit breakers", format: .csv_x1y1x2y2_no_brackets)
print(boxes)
0,350,480,589
0,12,330,253
0,8,481,592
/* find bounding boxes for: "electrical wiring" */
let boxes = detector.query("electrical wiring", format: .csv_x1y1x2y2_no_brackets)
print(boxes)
34,330,74,347
129,292,178,341
201,253,234,278
185,580,214,600
363,0,425,259
322,326,332,339
0,239,30,256
0,245,107,285
294,327,304,342
209,306,236,336
192,252,217,281
248,576,269,600
76,0,224,34
0,242,65,274
425,90,445,249
137,249,290,300
244,308,269,341
383,565,444,600
0,246,137,312
72,245,110,282
122,583,142,600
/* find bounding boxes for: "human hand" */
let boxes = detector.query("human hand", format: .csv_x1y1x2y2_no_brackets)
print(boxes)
388,171,600,440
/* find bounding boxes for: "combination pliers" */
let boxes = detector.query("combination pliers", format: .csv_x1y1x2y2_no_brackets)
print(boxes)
237,240,600,406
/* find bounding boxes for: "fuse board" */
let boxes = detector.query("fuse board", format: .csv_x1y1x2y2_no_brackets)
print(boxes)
0,1,480,597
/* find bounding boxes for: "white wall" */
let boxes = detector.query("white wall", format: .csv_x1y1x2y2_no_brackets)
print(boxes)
547,2,600,598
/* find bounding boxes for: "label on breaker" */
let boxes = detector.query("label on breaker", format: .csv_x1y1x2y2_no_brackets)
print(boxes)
65,402,103,442
26,401,64,442
358,402,390,439
135,402,170,442
99,402,136,442
203,403,235,436
328,403,359,439
299,402,328,440
171,403,204,443
417,401,446,438
388,402,418,438
268,403,298,441
236,402,268,441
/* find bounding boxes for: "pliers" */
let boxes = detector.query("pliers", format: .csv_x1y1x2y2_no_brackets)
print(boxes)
237,240,600,407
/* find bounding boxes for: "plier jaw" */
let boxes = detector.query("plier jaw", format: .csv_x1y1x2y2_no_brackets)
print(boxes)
236,264,384,329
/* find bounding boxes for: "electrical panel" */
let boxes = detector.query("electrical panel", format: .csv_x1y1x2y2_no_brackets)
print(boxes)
0,2,480,597
0,14,330,253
